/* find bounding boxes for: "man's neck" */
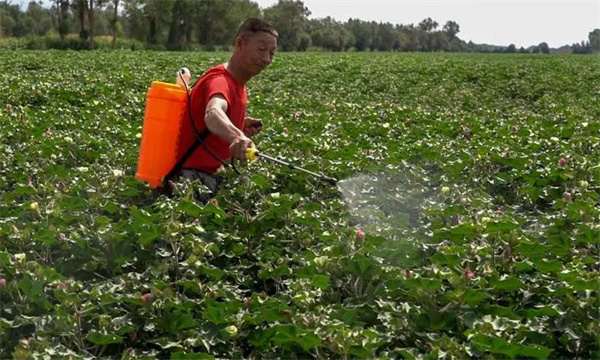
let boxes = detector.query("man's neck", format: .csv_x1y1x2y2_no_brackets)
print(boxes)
224,55,250,85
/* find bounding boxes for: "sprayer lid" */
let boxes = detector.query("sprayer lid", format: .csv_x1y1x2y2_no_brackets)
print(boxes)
148,81,187,100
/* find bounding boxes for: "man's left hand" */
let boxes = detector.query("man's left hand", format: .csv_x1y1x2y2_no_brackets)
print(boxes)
244,116,263,137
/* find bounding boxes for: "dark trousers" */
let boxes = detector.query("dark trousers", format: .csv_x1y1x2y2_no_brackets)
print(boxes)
179,168,221,203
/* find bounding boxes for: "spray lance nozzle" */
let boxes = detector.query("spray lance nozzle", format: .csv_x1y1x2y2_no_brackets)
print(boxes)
246,147,338,185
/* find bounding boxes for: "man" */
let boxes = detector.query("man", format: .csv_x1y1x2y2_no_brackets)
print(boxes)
176,18,278,199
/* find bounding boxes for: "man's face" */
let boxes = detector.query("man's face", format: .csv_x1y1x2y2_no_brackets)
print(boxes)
238,32,277,76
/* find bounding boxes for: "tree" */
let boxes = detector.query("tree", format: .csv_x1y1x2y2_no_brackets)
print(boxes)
442,20,459,39
345,18,372,51
25,1,52,36
122,0,146,42
589,28,600,53
73,0,89,41
88,0,109,49
167,0,192,49
310,17,352,51
506,43,516,53
538,42,549,54
264,0,310,51
143,0,173,46
418,17,438,32
52,0,70,45
109,0,120,49
372,22,397,51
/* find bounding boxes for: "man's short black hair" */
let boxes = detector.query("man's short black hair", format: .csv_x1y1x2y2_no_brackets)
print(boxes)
236,18,278,40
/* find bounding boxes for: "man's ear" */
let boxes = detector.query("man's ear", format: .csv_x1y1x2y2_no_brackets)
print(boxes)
235,36,244,51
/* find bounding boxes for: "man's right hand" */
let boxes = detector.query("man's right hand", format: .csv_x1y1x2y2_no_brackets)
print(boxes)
229,135,254,160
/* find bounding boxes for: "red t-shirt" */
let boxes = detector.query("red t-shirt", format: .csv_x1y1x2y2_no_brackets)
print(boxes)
179,64,247,174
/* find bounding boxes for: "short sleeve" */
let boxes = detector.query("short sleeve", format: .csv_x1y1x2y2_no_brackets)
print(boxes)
204,75,231,109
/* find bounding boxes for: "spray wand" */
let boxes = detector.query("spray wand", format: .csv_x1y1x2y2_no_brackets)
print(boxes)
246,147,338,185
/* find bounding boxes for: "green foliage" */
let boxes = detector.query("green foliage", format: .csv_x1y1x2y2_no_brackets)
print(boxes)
0,1,596,52
0,51,599,359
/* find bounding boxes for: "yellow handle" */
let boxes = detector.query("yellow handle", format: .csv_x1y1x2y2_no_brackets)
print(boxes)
246,147,259,162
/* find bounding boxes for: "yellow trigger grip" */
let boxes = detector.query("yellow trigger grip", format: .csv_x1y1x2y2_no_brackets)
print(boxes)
246,147,259,162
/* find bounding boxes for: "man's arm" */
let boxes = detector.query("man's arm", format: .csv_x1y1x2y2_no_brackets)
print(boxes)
205,95,253,160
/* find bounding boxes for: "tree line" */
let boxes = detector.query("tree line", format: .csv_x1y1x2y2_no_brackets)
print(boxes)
1,0,599,53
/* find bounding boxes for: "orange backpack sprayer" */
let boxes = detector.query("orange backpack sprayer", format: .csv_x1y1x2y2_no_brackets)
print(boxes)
135,79,187,188
135,68,212,188
135,67,337,190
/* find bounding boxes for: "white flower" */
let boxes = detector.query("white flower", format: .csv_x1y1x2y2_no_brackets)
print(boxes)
15,253,26,263
225,325,238,337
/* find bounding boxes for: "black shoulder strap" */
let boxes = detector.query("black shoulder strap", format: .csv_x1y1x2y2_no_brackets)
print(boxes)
162,77,208,186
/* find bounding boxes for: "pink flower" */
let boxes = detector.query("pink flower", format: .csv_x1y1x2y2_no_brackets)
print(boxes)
142,293,153,304
6,104,12,113
558,157,567,167
563,191,572,202
356,228,365,241
0,278,6,289
466,268,475,279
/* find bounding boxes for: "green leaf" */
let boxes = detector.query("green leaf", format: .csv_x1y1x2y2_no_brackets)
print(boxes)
34,229,55,246
491,277,524,292
485,221,519,233
569,279,599,291
346,254,375,275
311,274,330,290
248,327,276,347
522,307,561,318
518,344,554,359
515,243,547,258
160,312,198,333
533,259,562,273
463,288,489,306
396,348,418,360
171,352,214,360
298,332,321,351
471,334,519,358
177,200,202,218
86,332,123,345
450,223,474,236
349,346,372,357
138,224,161,246
271,324,299,345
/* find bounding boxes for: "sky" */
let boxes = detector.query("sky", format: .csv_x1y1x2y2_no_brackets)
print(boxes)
255,0,600,48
